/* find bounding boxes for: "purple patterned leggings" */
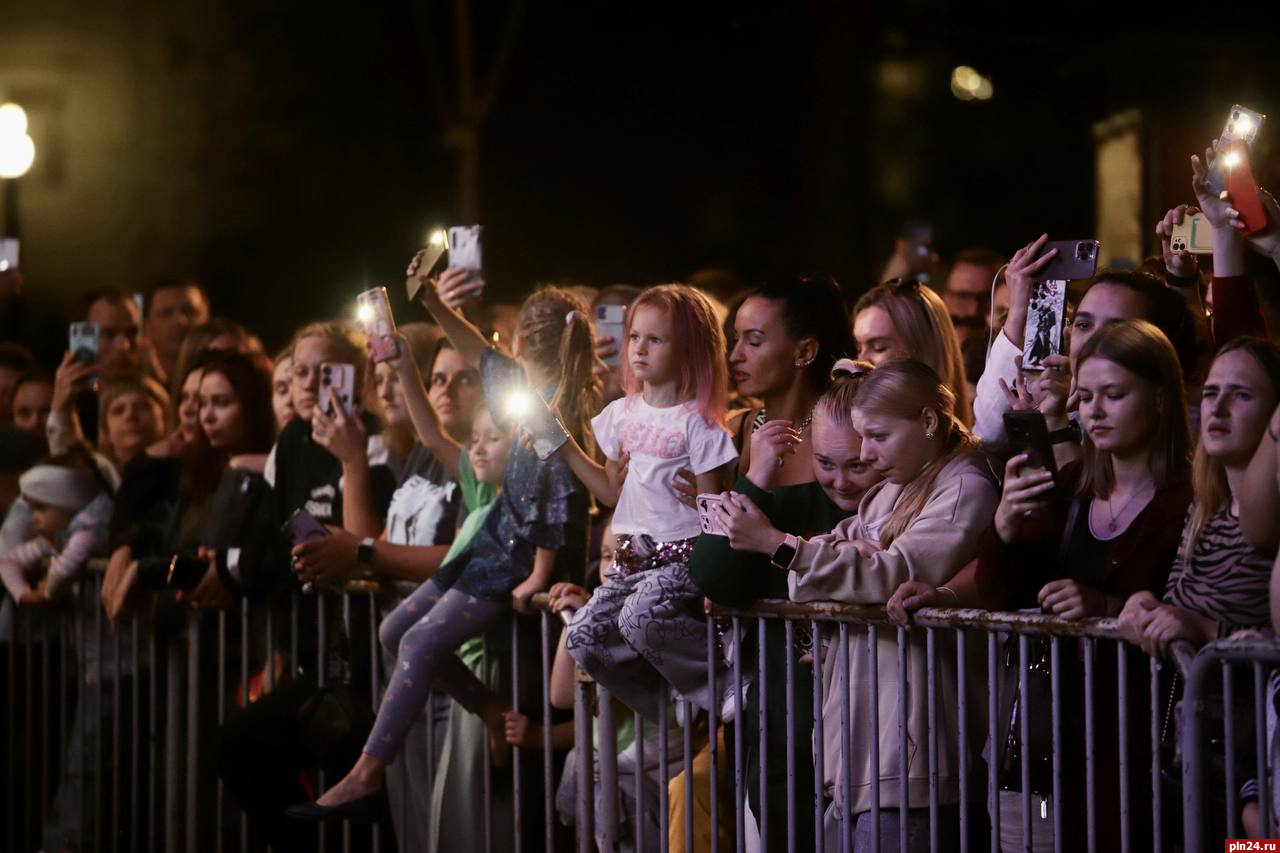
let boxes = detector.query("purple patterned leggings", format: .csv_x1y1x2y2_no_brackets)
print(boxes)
364,580,506,762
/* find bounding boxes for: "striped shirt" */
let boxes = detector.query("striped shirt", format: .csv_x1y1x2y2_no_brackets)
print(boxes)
1163,504,1273,636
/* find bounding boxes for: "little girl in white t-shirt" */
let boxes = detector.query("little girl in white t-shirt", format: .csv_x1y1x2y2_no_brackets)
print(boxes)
560,284,738,720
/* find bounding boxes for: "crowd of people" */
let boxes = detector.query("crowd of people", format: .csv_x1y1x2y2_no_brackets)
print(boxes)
2,142,1280,852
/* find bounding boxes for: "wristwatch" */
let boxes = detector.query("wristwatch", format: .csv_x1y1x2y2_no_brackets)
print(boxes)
356,537,376,567
770,534,800,570
1047,421,1082,445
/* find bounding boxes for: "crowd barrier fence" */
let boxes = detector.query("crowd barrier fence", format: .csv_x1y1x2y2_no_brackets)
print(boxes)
1,562,1276,852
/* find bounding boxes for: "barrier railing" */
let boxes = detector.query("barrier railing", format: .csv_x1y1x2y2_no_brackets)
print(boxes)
3,569,1278,853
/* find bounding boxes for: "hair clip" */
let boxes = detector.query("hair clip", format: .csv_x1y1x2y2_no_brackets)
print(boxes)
565,310,580,326
830,357,869,379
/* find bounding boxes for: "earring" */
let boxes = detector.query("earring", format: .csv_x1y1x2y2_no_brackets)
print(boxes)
797,358,814,368
925,430,935,440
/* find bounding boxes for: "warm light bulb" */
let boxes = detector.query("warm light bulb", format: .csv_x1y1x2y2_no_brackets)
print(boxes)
0,104,28,137
0,132,34,179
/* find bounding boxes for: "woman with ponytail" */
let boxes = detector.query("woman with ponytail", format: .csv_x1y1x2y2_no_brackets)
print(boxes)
714,358,998,849
288,262,595,817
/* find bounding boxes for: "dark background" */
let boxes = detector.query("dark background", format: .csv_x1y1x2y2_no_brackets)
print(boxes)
3,1,1279,354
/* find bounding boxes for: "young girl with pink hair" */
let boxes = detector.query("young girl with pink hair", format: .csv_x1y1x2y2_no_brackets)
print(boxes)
561,284,739,720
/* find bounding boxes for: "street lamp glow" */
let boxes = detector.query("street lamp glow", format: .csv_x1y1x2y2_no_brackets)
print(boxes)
0,104,28,137
0,132,35,179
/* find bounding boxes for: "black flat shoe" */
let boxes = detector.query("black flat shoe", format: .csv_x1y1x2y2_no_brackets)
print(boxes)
285,791,384,823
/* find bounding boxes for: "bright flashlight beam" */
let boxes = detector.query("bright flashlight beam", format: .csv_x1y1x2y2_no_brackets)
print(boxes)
1234,115,1255,136
429,229,447,248
504,389,533,419
1222,151,1241,169
356,304,375,324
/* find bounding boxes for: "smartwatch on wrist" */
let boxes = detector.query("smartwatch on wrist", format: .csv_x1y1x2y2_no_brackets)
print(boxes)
1047,421,1082,445
356,537,376,572
770,534,799,570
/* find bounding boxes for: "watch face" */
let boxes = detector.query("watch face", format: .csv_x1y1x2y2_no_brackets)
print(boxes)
771,543,797,568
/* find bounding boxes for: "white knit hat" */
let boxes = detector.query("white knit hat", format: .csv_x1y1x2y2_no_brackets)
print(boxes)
19,465,102,513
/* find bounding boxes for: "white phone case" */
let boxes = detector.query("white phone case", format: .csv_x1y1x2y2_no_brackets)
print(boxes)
319,362,356,417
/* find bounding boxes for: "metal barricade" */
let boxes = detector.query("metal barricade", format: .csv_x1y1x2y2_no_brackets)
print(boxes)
7,569,1279,853
1181,636,1280,851
569,599,1230,853
0,565,567,853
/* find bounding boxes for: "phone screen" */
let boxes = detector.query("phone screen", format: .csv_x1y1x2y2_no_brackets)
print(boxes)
0,238,18,272
595,304,626,368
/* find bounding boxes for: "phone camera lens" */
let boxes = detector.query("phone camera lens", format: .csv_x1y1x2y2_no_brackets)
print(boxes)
1075,242,1094,261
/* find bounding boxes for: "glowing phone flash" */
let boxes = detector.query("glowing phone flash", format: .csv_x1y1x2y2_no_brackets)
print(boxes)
504,388,533,419
1234,114,1255,136
429,229,447,248
356,303,375,324
1222,150,1242,170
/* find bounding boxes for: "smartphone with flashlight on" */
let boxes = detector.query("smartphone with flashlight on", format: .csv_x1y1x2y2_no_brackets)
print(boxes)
283,509,330,594
357,286,400,364
595,304,626,369
406,235,449,302
1207,104,1266,194
318,362,356,418
1221,138,1268,236
503,387,568,460
0,238,18,272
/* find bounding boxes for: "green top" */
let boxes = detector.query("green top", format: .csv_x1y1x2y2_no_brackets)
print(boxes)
689,475,850,607
446,450,500,668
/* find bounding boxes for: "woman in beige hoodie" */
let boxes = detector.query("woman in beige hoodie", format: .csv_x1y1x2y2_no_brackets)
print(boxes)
716,359,998,850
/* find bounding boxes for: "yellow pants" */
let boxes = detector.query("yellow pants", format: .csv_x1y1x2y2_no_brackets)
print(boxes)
667,727,734,852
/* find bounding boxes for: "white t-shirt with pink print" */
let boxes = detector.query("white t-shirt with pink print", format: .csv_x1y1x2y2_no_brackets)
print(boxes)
591,395,739,542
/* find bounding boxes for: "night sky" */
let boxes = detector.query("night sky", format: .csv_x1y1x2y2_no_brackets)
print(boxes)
5,2,1279,353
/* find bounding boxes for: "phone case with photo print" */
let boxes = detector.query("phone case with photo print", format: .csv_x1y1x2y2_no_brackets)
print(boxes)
318,362,356,417
358,287,400,364
696,494,726,536
1021,279,1067,371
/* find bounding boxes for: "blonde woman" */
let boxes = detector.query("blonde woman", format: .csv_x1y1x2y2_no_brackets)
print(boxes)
715,359,997,850
852,279,973,426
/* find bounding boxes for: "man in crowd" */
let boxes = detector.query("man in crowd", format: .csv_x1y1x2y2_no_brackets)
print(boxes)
146,277,210,381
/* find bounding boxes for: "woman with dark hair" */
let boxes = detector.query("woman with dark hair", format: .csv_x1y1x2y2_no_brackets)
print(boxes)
726,274,857,486
685,274,856,849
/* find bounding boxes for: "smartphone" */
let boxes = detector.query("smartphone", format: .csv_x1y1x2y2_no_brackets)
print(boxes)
1169,213,1214,255
1003,411,1059,481
282,509,330,545
406,242,448,302
1222,138,1267,236
357,286,399,364
1021,279,1068,371
1038,240,1100,281
318,362,356,418
69,321,100,364
0,238,17,272
446,225,483,295
1208,104,1266,194
595,304,626,368
696,494,727,536
518,391,569,461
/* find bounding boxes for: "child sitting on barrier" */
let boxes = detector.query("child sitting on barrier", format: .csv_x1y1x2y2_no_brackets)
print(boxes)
561,284,739,722
0,447,112,606
287,263,595,818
